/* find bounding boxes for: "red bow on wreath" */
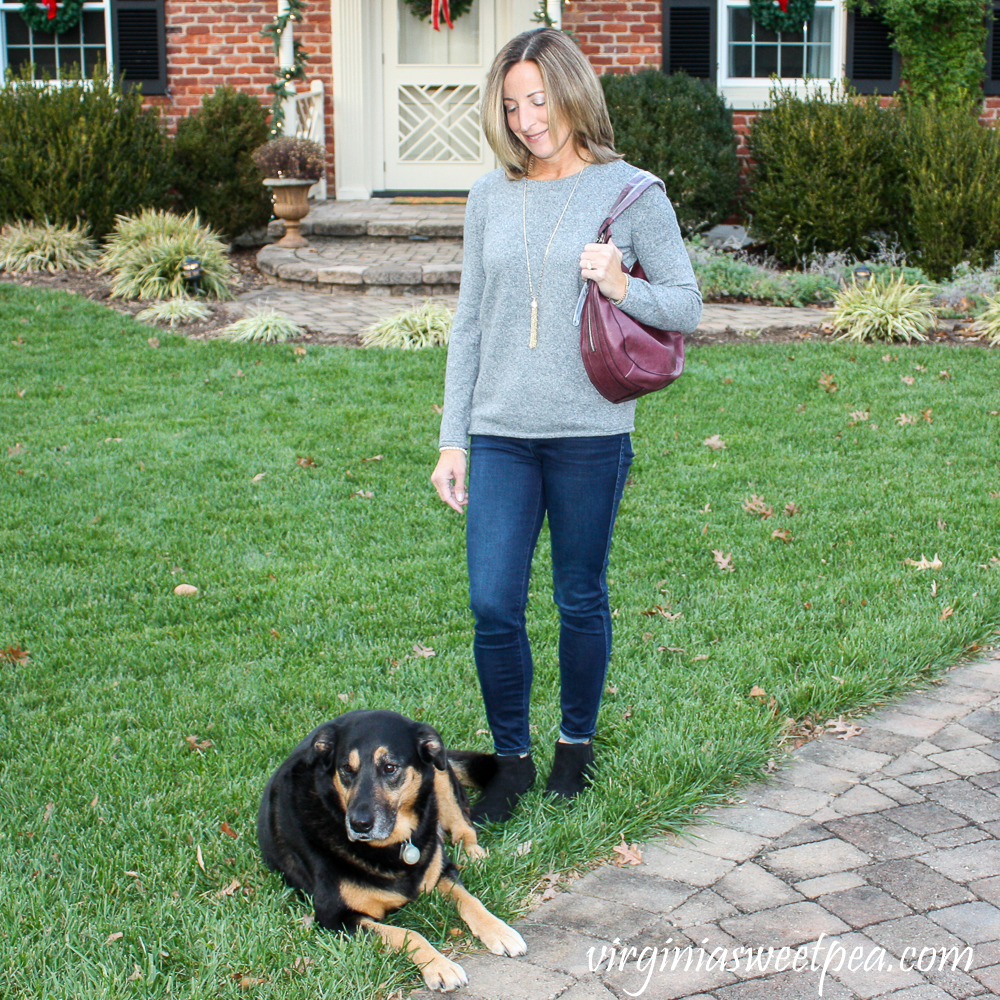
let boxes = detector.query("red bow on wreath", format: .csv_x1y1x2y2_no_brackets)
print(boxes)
432,0,453,30
46,0,57,17
774,0,789,10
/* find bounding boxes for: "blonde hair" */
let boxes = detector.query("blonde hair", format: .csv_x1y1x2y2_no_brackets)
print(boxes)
482,29,620,180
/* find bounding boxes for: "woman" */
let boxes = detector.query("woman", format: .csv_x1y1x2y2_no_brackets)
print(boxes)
431,28,702,824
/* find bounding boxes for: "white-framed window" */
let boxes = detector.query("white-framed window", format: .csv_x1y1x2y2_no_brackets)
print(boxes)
718,0,846,107
0,2,112,81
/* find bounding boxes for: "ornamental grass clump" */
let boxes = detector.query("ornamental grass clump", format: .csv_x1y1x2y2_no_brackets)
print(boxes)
830,274,938,343
135,298,212,327
976,298,1000,346
360,300,453,350
219,309,302,343
0,220,98,274
99,209,235,300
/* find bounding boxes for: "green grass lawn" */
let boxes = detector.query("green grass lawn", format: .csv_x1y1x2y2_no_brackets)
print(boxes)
1,283,998,999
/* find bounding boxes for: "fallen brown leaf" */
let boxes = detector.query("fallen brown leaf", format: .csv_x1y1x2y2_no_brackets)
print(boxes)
349,490,374,499
691,654,709,662
895,413,917,426
940,606,955,621
431,404,444,414
612,834,643,866
742,495,773,519
232,369,245,378
818,372,838,392
7,443,25,456
290,956,314,974
43,802,54,823
292,345,307,356
412,643,436,658
703,434,727,451
1,645,30,665
921,408,933,423
217,878,241,897
656,646,686,653
220,821,239,839
901,375,915,385
105,932,124,944
771,528,793,543
147,337,160,349
362,454,383,462
640,605,682,620
127,964,143,982
712,549,735,572
749,686,767,698
783,502,801,517
196,845,205,872
848,410,869,423
296,456,317,468
185,735,213,752
904,553,943,571
251,472,266,483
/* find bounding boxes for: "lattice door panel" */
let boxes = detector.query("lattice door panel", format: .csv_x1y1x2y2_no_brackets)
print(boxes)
398,84,481,163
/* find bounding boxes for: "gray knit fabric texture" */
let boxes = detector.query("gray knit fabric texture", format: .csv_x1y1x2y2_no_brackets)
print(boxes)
438,160,702,449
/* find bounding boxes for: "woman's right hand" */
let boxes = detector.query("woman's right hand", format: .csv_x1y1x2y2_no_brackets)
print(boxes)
431,449,468,513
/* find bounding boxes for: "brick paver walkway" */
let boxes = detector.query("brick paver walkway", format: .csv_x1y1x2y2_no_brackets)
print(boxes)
412,655,1000,1000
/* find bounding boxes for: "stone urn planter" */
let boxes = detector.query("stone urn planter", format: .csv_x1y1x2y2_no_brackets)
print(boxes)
263,178,314,249
252,137,327,250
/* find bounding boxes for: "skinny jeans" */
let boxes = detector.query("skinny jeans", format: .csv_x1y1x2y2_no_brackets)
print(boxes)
466,433,633,755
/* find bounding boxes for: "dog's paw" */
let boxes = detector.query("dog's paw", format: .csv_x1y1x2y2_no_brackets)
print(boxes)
421,955,468,992
479,919,527,958
462,843,488,861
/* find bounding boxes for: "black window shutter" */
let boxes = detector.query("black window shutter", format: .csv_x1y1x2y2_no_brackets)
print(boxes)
663,0,716,82
985,3,1000,96
112,0,166,96
847,9,899,94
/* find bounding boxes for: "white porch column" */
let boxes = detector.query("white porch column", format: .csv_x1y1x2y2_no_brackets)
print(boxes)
331,0,373,200
278,0,298,137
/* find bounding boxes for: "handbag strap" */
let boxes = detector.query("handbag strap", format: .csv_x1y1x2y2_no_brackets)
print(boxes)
574,171,665,326
596,171,665,244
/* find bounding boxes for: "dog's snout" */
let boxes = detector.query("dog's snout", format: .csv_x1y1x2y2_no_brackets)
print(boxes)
347,804,375,840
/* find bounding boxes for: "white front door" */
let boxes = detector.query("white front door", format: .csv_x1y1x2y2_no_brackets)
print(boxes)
382,0,495,191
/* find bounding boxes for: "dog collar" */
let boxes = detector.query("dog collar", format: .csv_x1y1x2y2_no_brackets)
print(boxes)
400,840,421,865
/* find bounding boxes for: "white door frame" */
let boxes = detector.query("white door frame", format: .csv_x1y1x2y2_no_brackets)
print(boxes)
331,0,538,199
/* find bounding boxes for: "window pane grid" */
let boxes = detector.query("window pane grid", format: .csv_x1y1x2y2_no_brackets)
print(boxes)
2,5,107,80
728,5,832,79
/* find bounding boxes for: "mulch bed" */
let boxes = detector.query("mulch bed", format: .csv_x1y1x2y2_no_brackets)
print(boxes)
0,252,992,348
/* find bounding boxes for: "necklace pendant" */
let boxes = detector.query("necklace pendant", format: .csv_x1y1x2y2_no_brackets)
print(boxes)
529,298,538,349
400,840,421,865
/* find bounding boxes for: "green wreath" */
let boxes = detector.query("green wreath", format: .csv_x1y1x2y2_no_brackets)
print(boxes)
19,0,85,35
402,0,475,23
748,0,816,34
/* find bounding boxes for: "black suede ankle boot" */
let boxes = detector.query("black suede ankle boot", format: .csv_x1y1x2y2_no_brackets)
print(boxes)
544,741,594,798
470,753,536,826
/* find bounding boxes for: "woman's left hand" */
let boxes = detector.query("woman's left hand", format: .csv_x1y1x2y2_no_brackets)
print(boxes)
580,239,627,302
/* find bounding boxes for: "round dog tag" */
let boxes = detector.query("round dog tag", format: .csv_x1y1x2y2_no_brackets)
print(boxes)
401,841,421,865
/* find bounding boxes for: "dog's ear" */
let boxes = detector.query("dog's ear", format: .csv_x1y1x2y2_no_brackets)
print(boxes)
305,722,338,767
415,723,448,771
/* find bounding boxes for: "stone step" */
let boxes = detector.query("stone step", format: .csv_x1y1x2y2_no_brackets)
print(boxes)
257,237,463,294
267,197,466,240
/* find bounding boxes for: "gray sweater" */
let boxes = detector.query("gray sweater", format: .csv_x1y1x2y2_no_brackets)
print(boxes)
438,160,702,448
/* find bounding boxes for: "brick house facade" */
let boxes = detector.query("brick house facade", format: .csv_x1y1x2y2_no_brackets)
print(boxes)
0,0,997,194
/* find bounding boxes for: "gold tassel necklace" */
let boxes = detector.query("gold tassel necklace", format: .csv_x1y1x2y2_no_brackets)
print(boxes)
522,163,586,349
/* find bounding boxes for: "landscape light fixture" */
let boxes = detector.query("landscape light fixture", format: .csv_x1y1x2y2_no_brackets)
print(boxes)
853,265,873,286
182,256,203,295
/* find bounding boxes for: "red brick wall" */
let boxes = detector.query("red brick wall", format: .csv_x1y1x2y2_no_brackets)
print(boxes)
562,0,662,73
145,1,334,182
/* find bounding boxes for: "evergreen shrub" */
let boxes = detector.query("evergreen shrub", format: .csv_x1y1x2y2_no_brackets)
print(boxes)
899,102,1000,280
172,87,273,241
0,66,170,240
746,87,904,265
601,70,739,235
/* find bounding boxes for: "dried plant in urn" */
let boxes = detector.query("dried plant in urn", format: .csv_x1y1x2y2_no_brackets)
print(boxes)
252,137,326,248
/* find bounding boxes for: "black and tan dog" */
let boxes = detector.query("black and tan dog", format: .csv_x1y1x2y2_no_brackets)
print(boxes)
257,709,527,992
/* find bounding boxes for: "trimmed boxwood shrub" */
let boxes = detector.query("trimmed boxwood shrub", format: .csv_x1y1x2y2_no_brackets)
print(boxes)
899,101,1000,279
601,70,739,235
171,87,273,241
0,66,171,240
746,88,905,265
747,88,1000,278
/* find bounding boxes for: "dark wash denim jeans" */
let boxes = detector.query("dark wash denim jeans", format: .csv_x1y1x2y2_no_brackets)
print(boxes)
466,433,634,755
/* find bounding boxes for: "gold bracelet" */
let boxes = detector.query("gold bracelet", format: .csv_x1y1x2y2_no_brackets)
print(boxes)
610,273,630,307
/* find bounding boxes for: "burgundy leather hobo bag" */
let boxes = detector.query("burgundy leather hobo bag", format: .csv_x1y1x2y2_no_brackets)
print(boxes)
574,173,685,404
